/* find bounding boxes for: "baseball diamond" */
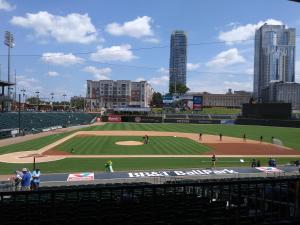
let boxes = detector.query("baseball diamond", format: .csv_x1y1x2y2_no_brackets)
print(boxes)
0,122,299,174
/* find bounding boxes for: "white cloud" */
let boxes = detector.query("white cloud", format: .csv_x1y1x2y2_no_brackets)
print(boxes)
206,48,245,68
187,63,201,71
0,0,15,11
135,77,146,82
106,16,153,38
90,45,137,62
245,68,254,75
149,75,169,85
47,71,60,77
11,11,98,44
83,66,112,80
158,67,169,74
16,76,44,95
42,52,84,66
17,76,38,89
219,19,283,44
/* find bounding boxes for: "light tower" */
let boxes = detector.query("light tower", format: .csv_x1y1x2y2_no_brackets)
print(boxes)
4,31,14,111
4,31,14,93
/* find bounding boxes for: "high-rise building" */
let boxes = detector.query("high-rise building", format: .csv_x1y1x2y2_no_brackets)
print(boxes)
169,30,187,93
253,24,296,100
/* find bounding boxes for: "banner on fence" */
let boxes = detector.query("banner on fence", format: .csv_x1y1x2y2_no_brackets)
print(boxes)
67,172,94,182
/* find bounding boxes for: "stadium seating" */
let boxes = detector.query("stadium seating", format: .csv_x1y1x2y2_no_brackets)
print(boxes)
0,176,299,225
0,112,96,132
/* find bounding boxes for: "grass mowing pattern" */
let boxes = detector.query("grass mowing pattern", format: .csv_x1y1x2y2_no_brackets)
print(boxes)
0,157,297,175
56,136,211,155
0,132,72,154
82,123,300,150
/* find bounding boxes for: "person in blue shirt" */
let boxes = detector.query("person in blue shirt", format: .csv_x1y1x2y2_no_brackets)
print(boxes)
21,168,31,191
31,168,41,190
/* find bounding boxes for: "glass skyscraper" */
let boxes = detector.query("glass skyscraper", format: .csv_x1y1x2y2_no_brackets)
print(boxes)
169,30,187,93
253,24,296,100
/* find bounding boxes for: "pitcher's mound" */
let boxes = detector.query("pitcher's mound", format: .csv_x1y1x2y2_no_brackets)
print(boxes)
115,141,144,146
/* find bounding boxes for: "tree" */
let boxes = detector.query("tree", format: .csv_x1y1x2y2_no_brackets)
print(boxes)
169,83,190,94
151,92,163,107
26,97,43,105
70,97,84,110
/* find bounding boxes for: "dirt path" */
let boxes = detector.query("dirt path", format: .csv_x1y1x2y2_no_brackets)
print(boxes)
0,130,299,164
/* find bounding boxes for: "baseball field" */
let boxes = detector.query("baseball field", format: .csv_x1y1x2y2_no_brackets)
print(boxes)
0,122,299,175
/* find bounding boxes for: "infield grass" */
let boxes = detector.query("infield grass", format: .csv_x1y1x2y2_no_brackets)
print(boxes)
55,136,211,155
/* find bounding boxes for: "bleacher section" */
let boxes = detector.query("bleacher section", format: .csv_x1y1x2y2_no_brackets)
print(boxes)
0,176,299,225
0,112,95,133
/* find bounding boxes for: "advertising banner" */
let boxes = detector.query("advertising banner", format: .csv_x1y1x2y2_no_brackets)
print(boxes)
108,115,122,122
193,96,203,110
164,119,221,124
67,172,94,182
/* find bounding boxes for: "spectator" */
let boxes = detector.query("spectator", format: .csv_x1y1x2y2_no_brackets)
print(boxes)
251,159,257,168
31,168,41,190
20,168,31,191
13,170,23,191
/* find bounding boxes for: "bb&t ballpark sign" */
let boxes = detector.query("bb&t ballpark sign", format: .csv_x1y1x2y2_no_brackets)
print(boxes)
128,169,238,178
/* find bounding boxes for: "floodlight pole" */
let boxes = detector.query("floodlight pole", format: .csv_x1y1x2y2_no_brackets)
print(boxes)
4,31,14,111
18,94,21,133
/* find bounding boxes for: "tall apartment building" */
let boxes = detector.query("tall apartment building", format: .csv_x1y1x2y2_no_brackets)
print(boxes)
169,30,187,93
254,24,296,100
86,80,153,111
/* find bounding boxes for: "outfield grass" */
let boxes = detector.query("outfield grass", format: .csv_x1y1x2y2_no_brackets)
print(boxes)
0,157,297,175
0,132,73,155
55,136,211,155
82,123,300,150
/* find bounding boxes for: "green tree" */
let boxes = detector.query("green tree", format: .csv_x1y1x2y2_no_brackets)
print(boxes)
151,92,163,107
26,97,43,105
169,83,190,94
71,97,84,110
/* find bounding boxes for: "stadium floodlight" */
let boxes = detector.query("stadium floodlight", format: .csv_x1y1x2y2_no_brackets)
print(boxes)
4,31,14,100
63,94,67,111
50,92,55,111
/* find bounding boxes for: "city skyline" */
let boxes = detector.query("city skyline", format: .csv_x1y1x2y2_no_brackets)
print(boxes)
0,0,300,100
254,24,296,100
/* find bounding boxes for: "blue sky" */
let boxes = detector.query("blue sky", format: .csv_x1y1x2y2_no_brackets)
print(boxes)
0,0,299,100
